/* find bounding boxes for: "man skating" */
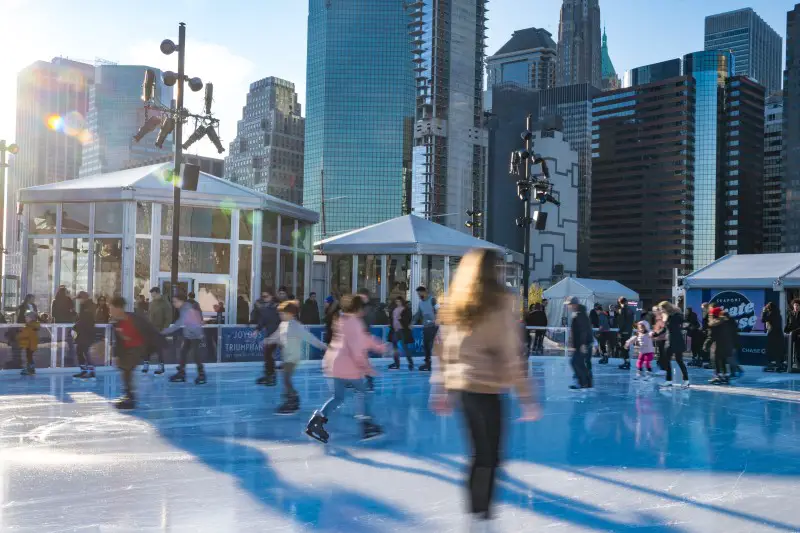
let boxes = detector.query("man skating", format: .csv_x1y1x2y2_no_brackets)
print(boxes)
161,291,206,385
414,286,438,371
252,289,281,385
144,287,172,375
616,297,634,370
72,292,96,379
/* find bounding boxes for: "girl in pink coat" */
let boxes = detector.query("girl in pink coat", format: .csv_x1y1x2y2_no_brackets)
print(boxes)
306,295,387,443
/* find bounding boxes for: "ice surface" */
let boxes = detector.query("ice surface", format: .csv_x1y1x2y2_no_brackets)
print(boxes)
1,358,800,532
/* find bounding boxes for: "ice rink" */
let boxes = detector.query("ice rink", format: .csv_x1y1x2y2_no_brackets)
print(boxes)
1,357,800,532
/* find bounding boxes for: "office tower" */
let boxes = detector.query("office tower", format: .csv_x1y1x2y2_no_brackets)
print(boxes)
623,59,682,88
705,8,782,94
785,4,800,252
764,93,783,253
225,77,304,204
591,76,695,305
486,28,557,110
79,64,174,177
304,0,414,240
600,27,620,90
556,0,602,89
5,58,94,279
410,0,489,235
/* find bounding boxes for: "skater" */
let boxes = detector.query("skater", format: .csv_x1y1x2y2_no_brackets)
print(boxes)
323,294,340,344
252,289,281,385
526,303,547,355
52,286,76,366
784,299,800,372
596,304,611,363
429,248,540,526
616,297,634,370
723,310,743,378
567,297,593,389
161,290,206,384
652,306,667,372
17,311,40,376
762,302,785,372
414,286,438,371
144,287,172,375
264,300,327,415
388,295,414,370
299,292,321,325
109,297,165,409
625,321,655,380
72,292,96,379
652,301,689,388
704,306,733,385
686,306,703,366
306,294,387,443
95,296,111,324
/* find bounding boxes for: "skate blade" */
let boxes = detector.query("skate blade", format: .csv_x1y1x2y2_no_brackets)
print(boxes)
304,429,328,444
275,410,299,416
360,433,385,443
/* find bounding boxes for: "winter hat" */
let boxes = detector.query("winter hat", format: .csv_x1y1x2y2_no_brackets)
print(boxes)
325,296,335,304
637,320,651,332
565,296,580,306
710,306,723,318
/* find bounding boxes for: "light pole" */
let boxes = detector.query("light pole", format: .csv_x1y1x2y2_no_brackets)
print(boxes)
0,140,19,305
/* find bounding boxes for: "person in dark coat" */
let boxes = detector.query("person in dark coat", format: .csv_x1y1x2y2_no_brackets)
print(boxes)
252,289,281,385
616,297,634,370
723,310,743,378
299,292,321,325
567,296,593,389
651,301,689,387
236,295,250,325
95,296,111,324
686,307,703,363
526,303,548,354
52,286,76,365
703,307,733,384
762,302,785,372
388,296,414,370
323,295,340,344
784,299,800,372
73,292,96,378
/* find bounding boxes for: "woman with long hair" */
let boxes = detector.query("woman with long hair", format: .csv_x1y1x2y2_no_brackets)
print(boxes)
388,295,414,370
430,249,541,526
651,301,689,388
762,301,785,372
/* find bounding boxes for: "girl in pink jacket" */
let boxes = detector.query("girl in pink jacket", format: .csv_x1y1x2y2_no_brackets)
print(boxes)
306,295,387,443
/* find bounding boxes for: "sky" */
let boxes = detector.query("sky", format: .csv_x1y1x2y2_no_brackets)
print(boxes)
0,0,796,159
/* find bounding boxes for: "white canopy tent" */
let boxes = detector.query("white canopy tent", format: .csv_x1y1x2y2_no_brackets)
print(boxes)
683,253,800,290
542,277,639,327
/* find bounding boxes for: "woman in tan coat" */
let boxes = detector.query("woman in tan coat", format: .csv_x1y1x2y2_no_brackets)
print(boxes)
430,248,541,527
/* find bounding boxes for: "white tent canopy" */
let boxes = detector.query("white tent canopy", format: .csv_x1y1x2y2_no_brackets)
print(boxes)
542,277,639,327
315,214,509,256
684,253,800,289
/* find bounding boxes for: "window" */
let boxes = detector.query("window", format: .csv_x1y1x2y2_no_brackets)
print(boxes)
28,204,57,235
62,205,90,234
161,206,231,239
262,212,278,244
159,241,230,274
94,238,123,298
280,216,295,247
136,202,152,235
239,210,254,241
94,202,124,234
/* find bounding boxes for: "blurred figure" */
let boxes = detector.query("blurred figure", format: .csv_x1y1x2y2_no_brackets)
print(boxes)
414,286,438,371
52,286,76,366
526,303,547,355
616,297,634,370
17,311,40,376
145,287,172,375
236,295,250,325
784,299,800,372
596,304,611,364
704,306,733,385
300,292,321,325
135,294,149,315
567,296,593,389
388,295,414,370
95,296,111,324
324,294,341,344
652,301,689,388
252,289,280,385
162,290,206,385
431,249,540,527
73,292,96,379
762,302,785,372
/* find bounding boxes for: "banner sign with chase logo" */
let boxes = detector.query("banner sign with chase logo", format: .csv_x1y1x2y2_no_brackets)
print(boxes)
708,290,765,332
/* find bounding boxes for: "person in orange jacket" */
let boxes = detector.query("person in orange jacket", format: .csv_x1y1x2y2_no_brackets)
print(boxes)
18,311,40,376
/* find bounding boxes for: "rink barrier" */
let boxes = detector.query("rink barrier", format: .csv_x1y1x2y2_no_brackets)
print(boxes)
0,324,792,370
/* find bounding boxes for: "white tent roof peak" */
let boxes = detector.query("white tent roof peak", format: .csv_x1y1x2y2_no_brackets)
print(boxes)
543,277,639,300
314,215,506,256
20,162,318,223
684,253,800,289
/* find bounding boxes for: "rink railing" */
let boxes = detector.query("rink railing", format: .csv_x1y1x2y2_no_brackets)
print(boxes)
0,323,793,370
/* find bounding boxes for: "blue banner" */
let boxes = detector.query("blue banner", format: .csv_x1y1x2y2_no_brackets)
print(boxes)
686,288,766,332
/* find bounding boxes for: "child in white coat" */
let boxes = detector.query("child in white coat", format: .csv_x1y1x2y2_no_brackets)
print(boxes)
625,321,656,380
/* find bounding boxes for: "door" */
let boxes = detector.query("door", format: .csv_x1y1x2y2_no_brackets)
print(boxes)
194,278,230,322
159,277,193,302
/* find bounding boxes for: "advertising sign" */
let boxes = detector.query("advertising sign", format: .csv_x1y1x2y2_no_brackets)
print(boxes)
686,289,765,332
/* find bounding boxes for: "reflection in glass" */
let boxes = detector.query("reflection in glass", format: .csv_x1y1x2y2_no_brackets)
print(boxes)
421,256,445,300
94,238,123,298
27,238,55,311
280,216,296,247
61,206,90,234
238,245,252,323
331,256,353,297
135,239,151,299
136,202,152,235
161,206,232,239
262,212,278,244
60,238,90,296
94,202,125,234
357,255,381,298
239,210,254,241
387,255,411,302
28,204,57,235
280,249,294,295
261,246,277,292
159,241,230,274
296,253,307,299
296,221,312,251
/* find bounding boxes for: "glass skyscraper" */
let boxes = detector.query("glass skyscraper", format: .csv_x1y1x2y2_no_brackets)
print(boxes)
304,0,414,240
784,5,800,252
684,51,733,269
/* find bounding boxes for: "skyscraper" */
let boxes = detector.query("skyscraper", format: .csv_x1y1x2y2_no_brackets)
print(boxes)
556,0,602,89
600,27,620,90
705,8,782,95
79,64,174,177
623,58,682,88
410,0,489,235
485,28,557,110
225,77,304,204
304,0,414,240
784,4,800,252
764,94,784,253
5,58,94,279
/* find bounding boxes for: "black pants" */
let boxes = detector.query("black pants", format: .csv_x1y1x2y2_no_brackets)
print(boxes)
263,343,277,377
392,337,413,367
571,347,592,388
422,325,437,366
655,340,666,370
460,391,503,518
119,346,144,399
713,349,728,375
77,342,93,367
618,331,632,361
660,347,689,382
179,338,204,372
533,331,545,352
598,332,612,356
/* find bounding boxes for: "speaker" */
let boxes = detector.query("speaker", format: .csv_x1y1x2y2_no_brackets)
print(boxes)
180,163,200,191
533,210,548,231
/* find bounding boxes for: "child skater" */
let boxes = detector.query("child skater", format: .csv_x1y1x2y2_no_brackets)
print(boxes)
625,320,655,380
264,300,328,415
306,294,387,443
18,311,40,376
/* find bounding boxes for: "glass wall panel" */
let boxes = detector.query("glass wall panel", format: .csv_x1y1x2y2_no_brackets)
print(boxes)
94,202,125,234
356,255,381,298
60,238,90,297
420,256,445,299
262,212,278,244
237,245,252,324
279,249,294,295
387,255,411,301
296,221,313,251
93,238,123,299
330,256,353,297
296,253,307,299
61,205,90,234
260,246,278,292
161,206,232,239
159,241,230,274
27,238,55,311
136,202,152,235
28,204,57,235
239,210,254,241
134,239,151,299
280,216,295,247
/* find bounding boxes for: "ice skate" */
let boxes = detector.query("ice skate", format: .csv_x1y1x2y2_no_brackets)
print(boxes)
305,412,329,443
194,370,207,385
169,370,186,383
634,370,643,380
618,361,631,370
680,380,691,389
360,419,384,442
419,362,432,372
276,395,299,416
154,363,165,376
113,395,135,410
73,367,88,379
141,361,150,374
20,365,35,376
599,355,609,364
659,380,673,389
256,374,276,386
407,361,414,371
388,362,400,370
